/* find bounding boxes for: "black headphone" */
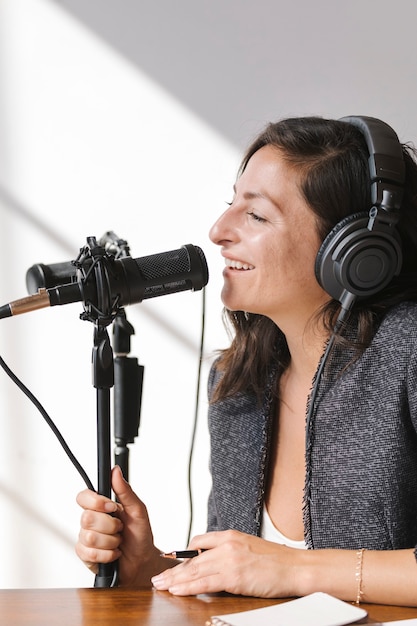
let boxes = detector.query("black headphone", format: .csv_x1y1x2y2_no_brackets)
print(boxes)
314,115,405,311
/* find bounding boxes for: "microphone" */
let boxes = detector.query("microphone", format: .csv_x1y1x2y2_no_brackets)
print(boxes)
0,243,209,320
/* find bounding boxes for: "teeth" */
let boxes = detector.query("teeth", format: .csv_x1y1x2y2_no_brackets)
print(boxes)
225,258,254,270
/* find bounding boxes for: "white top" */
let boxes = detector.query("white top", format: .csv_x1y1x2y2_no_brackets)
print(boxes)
260,504,307,549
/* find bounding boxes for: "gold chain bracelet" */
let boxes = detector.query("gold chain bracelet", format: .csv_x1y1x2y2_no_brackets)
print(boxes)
355,548,365,604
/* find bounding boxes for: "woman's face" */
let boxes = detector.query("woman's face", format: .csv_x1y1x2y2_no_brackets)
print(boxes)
209,145,331,329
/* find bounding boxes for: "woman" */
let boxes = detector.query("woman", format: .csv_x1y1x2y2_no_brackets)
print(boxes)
76,116,417,605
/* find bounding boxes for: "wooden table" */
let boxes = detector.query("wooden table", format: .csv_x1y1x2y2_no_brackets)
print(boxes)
0,587,416,625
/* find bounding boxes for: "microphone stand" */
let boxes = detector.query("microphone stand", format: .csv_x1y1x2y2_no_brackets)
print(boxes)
76,235,143,587
76,236,120,588
92,323,118,588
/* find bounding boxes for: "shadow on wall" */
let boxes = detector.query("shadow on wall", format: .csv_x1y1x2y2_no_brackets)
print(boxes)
51,0,404,148
0,479,74,547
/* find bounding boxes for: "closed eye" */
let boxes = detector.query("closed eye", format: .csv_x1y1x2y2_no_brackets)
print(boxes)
247,211,266,223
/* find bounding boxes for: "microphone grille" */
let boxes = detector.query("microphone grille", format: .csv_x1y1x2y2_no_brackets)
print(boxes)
138,247,191,280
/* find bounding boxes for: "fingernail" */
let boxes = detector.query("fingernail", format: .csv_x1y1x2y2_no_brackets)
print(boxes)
104,501,118,512
151,574,164,589
114,465,128,482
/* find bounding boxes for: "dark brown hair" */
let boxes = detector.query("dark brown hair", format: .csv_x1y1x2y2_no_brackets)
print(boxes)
212,116,417,403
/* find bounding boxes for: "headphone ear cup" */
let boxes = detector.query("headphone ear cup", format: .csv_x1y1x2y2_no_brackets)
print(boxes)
315,211,402,303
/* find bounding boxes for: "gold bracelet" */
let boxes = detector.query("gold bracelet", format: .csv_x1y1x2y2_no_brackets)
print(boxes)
355,548,365,604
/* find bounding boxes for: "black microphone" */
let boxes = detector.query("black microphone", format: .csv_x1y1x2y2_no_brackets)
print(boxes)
0,244,209,320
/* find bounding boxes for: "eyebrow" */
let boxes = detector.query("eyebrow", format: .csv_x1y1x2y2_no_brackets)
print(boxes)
233,184,280,208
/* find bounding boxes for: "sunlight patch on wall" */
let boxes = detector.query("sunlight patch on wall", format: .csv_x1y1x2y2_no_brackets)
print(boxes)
0,0,236,588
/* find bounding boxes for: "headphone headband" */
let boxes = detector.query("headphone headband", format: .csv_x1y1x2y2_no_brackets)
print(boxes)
340,116,405,213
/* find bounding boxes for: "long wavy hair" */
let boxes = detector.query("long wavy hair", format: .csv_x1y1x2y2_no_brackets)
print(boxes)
212,116,417,403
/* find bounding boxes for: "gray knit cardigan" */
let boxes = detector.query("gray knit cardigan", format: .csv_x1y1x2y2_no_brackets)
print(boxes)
206,302,417,553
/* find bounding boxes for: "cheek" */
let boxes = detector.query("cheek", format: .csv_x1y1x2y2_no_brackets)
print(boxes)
272,232,320,283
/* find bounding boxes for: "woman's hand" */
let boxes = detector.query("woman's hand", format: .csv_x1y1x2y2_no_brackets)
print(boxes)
151,529,301,598
75,465,164,586
152,530,417,607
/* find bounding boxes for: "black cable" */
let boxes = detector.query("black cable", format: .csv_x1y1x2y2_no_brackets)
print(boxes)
0,284,207,538
0,354,95,491
186,286,206,545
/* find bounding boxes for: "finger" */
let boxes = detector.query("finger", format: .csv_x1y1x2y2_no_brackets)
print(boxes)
80,509,123,535
152,557,222,595
168,574,223,596
79,527,122,551
153,550,208,586
76,488,123,514
187,529,236,551
75,539,121,567
187,533,216,551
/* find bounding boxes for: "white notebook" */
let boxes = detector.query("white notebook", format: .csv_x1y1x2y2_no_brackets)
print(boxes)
206,592,367,626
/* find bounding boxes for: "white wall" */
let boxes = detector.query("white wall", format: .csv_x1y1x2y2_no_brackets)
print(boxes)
0,0,416,589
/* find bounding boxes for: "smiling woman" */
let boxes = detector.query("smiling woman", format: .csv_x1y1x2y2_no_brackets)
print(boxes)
75,115,417,607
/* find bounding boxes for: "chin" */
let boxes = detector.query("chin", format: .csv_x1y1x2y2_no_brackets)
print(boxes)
221,297,244,312
221,287,265,315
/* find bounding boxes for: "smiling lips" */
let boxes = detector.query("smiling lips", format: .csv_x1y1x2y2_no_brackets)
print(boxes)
225,258,255,271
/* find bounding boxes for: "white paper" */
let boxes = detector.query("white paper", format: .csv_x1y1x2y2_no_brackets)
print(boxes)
209,592,367,626
375,621,417,625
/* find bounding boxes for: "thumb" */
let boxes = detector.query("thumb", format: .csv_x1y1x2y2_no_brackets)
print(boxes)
111,465,146,514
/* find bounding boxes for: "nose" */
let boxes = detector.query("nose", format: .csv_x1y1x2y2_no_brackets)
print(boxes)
209,205,236,246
